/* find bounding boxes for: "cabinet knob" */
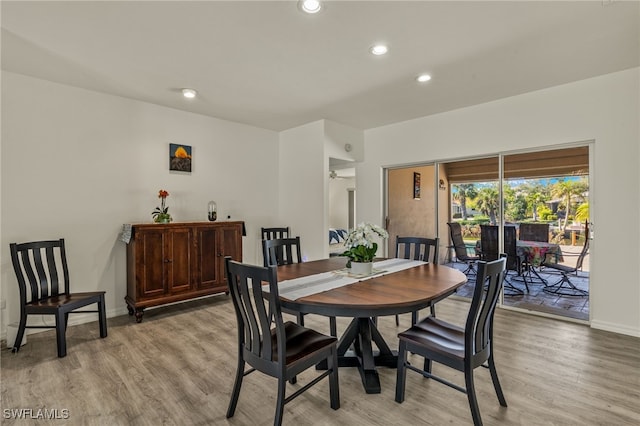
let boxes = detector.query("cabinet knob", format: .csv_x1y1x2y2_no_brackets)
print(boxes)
164,259,172,263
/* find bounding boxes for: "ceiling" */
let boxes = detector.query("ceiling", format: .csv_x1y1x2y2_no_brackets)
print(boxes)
2,1,638,132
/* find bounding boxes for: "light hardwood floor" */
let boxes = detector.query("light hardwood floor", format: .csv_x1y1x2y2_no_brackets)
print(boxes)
2,296,639,425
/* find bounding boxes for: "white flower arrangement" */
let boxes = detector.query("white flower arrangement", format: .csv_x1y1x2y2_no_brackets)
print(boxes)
342,222,389,264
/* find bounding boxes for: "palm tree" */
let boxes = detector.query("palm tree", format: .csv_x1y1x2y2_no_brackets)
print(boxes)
521,182,548,221
453,184,477,220
475,185,500,225
551,178,588,230
575,202,589,223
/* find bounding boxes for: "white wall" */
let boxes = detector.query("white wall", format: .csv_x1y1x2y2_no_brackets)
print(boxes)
1,72,280,335
279,120,364,260
360,68,640,337
329,176,354,230
278,121,326,261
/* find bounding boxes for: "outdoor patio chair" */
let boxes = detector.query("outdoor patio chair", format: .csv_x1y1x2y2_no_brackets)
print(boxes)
541,222,589,296
518,223,549,242
447,222,480,279
480,225,527,294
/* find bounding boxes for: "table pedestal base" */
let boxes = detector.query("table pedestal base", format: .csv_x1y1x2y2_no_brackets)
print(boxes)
317,317,397,394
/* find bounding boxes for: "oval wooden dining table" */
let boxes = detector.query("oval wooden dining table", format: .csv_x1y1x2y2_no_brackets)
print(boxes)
276,257,467,394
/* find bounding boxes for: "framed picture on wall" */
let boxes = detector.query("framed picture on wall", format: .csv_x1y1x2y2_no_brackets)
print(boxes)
169,143,192,172
413,172,421,199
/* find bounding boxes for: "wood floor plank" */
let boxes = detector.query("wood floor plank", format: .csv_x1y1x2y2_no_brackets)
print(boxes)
2,296,639,425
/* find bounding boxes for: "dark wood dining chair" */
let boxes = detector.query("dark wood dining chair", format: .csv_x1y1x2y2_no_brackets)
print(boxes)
263,237,302,267
541,222,589,296
225,258,340,426
394,236,439,325
518,223,549,242
447,222,480,279
263,237,337,336
9,239,107,358
261,227,290,267
395,257,508,426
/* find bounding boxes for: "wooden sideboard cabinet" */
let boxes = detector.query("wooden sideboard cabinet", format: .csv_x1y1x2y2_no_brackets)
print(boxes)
125,221,243,322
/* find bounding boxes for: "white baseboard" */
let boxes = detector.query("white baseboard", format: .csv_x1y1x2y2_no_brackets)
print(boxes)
590,320,640,337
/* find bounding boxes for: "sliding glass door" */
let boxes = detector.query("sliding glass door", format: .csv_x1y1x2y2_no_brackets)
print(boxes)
385,145,591,321
501,147,590,320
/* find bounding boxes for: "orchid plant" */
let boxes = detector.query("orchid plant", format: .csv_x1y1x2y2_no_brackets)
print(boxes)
342,222,389,266
152,189,172,223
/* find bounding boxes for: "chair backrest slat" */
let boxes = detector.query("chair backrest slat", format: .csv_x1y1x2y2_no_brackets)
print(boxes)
395,236,439,263
45,246,60,296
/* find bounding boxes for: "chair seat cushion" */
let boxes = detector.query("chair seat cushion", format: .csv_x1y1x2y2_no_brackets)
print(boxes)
272,321,336,364
28,292,105,309
398,317,465,360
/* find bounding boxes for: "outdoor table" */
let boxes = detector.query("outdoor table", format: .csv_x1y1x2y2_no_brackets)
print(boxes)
517,240,563,266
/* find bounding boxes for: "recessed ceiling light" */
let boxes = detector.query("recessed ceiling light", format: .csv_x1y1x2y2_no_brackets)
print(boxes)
370,44,388,56
416,74,432,83
182,88,197,99
299,0,322,14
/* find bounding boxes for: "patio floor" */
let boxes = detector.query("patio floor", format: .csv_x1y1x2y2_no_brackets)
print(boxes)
444,244,589,321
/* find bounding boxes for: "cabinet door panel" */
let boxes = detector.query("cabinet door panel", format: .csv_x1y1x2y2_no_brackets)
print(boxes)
167,227,193,294
216,225,243,287
196,227,220,290
136,229,166,298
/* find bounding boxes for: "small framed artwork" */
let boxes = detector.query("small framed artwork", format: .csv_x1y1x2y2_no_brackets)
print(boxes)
413,172,421,199
169,143,192,172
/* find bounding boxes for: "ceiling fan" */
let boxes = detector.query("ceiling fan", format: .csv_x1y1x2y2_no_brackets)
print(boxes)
329,170,346,179
329,168,356,179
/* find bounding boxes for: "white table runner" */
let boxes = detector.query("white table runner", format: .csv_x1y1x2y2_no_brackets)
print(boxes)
271,258,426,300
